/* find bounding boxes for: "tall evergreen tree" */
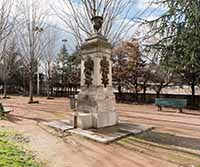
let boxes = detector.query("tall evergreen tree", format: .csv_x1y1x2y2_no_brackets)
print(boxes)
55,44,70,96
52,44,80,96
147,0,200,106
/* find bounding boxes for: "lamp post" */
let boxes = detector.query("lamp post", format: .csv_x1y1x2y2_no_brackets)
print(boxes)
61,39,67,96
35,27,43,96
28,0,44,102
36,27,43,96
37,63,40,96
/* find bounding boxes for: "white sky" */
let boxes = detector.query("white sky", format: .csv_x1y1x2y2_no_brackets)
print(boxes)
0,0,165,52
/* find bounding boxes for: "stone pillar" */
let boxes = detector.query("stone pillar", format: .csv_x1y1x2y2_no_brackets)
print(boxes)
75,34,118,129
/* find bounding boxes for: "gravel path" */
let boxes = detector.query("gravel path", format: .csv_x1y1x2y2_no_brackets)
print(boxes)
0,96,200,167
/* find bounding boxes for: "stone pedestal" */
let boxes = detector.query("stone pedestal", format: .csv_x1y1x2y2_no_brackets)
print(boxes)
75,34,118,129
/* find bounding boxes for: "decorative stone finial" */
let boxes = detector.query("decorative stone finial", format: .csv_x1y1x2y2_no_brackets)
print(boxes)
91,16,103,33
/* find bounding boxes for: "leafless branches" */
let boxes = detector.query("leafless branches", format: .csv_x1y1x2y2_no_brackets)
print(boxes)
0,0,18,63
0,0,16,44
16,0,49,103
0,35,21,98
52,0,142,46
41,27,59,98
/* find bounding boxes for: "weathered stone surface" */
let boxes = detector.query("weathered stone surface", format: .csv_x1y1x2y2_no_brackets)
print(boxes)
77,86,115,113
75,113,93,129
69,122,153,144
44,120,73,131
93,111,118,128
80,35,112,87
76,33,118,129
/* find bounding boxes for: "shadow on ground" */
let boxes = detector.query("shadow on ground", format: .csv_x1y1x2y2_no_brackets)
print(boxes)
136,131,200,150
6,114,47,124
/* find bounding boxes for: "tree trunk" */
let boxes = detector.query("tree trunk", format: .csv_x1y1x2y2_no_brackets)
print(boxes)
143,83,147,102
23,76,26,96
74,87,77,95
3,80,7,98
156,88,161,98
65,87,67,97
118,85,122,94
47,81,50,99
156,85,163,98
61,86,63,97
51,87,53,96
156,91,160,98
135,79,138,102
29,74,34,103
191,82,195,107
118,85,122,102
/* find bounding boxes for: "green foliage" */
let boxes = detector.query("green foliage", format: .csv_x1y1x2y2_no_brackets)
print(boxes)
52,45,80,89
56,44,70,75
148,0,200,70
57,44,69,67
0,129,41,167
146,0,200,101
0,104,4,111
65,52,81,87
52,44,70,87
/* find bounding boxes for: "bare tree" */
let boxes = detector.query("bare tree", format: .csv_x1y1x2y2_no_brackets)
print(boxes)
0,0,16,44
149,64,175,98
0,0,20,98
16,0,49,103
41,27,59,99
0,38,21,98
53,0,144,46
112,38,142,99
0,0,18,65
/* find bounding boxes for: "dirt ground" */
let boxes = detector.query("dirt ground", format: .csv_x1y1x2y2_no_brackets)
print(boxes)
0,96,200,167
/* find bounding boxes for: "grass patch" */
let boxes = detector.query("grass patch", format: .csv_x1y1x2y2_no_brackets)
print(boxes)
0,115,7,120
0,128,41,167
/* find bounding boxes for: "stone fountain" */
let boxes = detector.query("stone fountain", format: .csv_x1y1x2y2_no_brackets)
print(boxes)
74,15,118,129
44,15,153,144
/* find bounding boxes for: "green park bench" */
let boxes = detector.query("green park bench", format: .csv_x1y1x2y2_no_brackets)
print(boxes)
0,103,13,117
155,98,187,113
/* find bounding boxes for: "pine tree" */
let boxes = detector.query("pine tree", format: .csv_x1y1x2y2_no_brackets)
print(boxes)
147,0,200,107
56,44,70,96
